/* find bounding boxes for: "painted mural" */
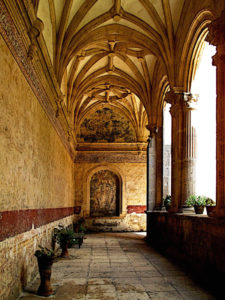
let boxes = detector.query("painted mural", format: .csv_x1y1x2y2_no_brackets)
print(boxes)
78,107,136,143
90,170,120,217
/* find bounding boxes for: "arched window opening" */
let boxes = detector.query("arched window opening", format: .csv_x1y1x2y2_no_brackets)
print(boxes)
90,170,121,217
191,42,216,201
163,102,172,198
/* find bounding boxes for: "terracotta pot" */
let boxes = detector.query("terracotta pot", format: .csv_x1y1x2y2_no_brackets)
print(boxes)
206,206,216,215
61,242,69,258
194,205,205,214
37,257,54,297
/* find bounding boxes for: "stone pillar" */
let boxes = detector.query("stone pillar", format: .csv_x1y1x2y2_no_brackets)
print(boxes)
165,90,196,212
155,126,163,210
207,10,225,217
146,126,158,211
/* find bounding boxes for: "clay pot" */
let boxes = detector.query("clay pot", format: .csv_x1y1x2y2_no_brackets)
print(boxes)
37,257,54,297
194,205,205,214
61,242,69,258
206,206,216,216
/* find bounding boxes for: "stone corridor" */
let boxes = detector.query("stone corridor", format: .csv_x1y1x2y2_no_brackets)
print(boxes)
18,233,217,300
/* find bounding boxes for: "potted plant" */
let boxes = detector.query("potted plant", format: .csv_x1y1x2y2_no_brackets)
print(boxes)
34,246,55,297
74,217,87,233
206,198,216,215
163,195,171,211
54,225,78,257
185,195,207,214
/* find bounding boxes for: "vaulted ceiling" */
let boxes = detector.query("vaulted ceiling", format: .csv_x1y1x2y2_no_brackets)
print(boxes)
32,0,219,143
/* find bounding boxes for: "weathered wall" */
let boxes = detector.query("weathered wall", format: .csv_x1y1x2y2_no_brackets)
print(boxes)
0,34,75,299
0,216,74,300
74,161,146,231
147,212,225,291
0,33,75,211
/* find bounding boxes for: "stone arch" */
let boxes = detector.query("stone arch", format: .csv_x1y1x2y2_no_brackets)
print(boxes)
83,165,126,217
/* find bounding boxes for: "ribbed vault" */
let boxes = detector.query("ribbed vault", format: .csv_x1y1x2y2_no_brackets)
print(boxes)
34,0,219,141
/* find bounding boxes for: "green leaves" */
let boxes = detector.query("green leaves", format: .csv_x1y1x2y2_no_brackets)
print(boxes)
34,245,55,258
185,195,207,206
163,195,171,206
54,226,78,247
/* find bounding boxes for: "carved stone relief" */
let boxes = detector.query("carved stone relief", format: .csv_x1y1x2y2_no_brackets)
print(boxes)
90,170,120,217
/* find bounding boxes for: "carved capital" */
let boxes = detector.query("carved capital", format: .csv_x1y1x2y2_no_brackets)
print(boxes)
207,10,225,47
212,53,225,66
183,93,198,109
165,90,198,110
146,124,158,138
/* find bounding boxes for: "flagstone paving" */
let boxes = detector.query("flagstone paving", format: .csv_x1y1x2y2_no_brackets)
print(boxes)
18,233,218,300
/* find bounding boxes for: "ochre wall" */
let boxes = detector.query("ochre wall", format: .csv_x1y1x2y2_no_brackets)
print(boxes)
74,161,146,231
0,34,75,299
0,34,75,211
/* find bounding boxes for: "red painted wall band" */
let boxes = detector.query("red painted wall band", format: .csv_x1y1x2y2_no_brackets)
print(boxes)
0,207,77,242
127,205,147,214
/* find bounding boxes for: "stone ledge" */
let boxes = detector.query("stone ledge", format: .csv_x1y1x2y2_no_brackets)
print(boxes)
146,211,225,225
146,211,225,290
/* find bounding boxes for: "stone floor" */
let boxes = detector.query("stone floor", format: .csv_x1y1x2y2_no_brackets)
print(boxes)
19,232,218,300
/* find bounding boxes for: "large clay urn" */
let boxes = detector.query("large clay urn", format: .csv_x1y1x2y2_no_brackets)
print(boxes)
36,256,54,296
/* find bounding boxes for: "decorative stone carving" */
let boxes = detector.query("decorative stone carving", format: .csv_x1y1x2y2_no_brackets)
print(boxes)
27,18,44,60
74,152,146,163
90,170,120,217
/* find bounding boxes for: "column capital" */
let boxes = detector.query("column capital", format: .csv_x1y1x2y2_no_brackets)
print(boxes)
212,52,225,66
146,124,158,138
207,10,225,67
165,90,198,109
207,10,225,48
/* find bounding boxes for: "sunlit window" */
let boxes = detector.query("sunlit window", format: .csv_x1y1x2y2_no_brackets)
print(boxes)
163,103,171,197
191,42,216,201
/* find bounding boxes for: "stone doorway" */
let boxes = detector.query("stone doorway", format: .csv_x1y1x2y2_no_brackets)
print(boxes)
90,170,120,217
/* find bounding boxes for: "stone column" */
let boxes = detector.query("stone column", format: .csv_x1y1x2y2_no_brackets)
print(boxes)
165,90,196,212
155,126,163,210
207,10,225,217
146,125,158,211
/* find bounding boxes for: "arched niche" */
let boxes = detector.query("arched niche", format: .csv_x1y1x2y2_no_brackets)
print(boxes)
84,165,126,217
90,170,121,217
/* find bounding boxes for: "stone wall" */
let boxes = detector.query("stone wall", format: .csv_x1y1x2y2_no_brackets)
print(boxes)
74,161,147,231
0,216,74,300
0,34,75,211
0,34,75,299
147,212,225,290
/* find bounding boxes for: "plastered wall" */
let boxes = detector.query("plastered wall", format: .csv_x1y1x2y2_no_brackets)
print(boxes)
0,34,75,211
0,34,75,299
74,161,147,231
